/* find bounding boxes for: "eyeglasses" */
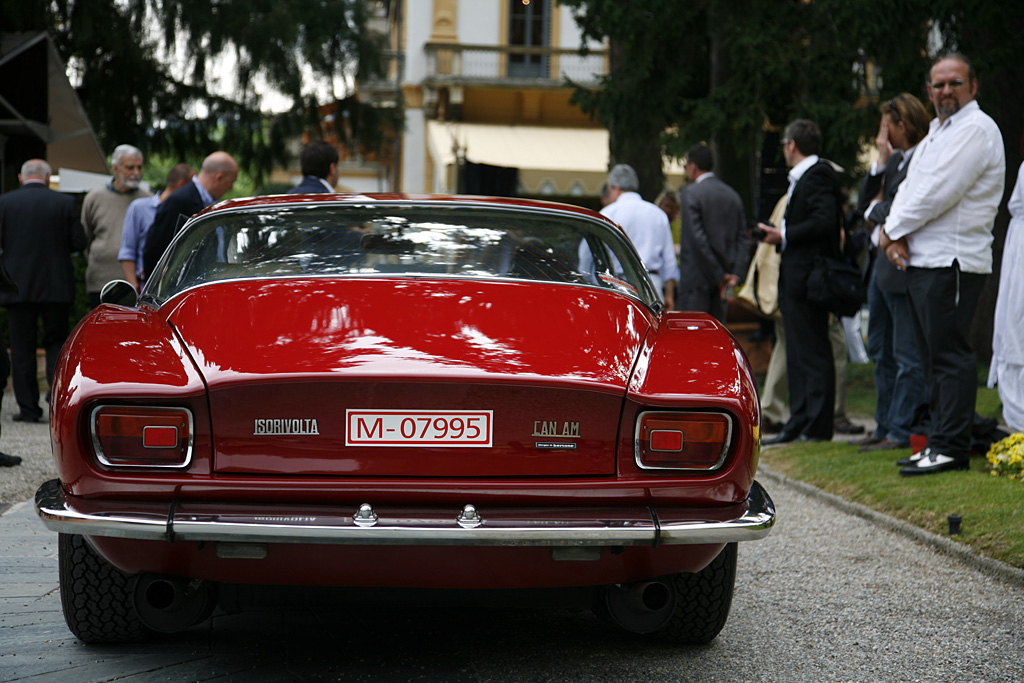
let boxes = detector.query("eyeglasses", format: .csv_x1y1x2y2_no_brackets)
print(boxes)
887,98,901,123
929,78,966,90
780,138,791,147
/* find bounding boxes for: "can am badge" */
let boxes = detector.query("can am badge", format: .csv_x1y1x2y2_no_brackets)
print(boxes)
532,421,580,438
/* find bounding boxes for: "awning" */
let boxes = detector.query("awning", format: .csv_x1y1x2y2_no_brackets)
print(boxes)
426,121,684,196
0,32,108,176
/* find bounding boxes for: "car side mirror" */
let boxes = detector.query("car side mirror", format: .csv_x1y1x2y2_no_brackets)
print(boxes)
99,280,139,307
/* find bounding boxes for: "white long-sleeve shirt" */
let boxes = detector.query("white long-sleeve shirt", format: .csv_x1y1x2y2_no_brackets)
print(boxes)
883,100,1005,273
600,191,680,283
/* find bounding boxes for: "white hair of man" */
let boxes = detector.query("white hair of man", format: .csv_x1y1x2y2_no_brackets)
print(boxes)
607,164,640,193
111,144,143,167
20,159,52,178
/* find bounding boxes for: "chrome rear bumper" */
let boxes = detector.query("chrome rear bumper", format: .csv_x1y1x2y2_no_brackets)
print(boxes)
35,479,775,547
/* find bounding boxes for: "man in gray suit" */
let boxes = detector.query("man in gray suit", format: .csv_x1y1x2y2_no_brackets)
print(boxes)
676,143,749,321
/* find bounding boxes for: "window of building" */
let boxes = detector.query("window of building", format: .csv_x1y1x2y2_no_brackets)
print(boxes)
508,0,550,79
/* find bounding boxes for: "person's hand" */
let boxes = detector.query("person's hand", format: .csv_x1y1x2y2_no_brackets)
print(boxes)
879,228,909,270
756,222,782,245
663,284,675,311
719,273,740,301
876,117,894,167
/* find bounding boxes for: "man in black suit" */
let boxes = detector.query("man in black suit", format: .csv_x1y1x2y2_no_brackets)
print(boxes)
0,159,88,428
287,140,339,194
757,120,843,444
676,143,750,321
142,151,238,277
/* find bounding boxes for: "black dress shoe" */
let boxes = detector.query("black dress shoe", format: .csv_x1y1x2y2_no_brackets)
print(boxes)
899,451,969,476
0,452,22,467
797,435,832,443
851,434,882,447
833,417,865,435
12,413,41,423
761,418,785,434
763,431,799,445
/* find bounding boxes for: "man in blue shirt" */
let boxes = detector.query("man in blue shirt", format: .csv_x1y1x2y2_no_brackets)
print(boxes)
118,163,194,291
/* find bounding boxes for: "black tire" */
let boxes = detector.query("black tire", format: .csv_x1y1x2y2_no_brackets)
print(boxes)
654,542,738,645
59,533,148,644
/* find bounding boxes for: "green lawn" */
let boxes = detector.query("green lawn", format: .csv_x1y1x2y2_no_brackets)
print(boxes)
762,362,1024,569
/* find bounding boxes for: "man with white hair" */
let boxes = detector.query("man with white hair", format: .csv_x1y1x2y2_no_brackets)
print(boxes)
0,159,87,431
81,144,151,306
601,164,679,308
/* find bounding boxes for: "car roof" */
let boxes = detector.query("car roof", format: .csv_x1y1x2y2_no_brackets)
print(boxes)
197,193,620,230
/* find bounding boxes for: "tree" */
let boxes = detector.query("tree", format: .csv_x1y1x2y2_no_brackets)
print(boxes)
561,0,935,209
2,0,387,184
563,0,1023,362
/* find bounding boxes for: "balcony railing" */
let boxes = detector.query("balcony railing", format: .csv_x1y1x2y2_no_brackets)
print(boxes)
423,42,608,87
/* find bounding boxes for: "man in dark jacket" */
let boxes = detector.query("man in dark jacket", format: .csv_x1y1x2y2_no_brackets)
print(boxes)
287,140,339,194
142,151,238,277
676,143,749,321
0,159,88,428
756,120,843,444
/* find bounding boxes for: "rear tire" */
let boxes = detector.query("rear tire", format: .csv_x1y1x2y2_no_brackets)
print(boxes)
597,542,738,645
59,533,148,643
654,542,738,644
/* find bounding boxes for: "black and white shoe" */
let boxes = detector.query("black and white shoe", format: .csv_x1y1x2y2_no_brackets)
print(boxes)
899,451,969,476
896,446,929,467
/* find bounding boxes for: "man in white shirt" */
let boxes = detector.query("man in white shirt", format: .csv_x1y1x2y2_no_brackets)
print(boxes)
601,164,679,308
881,54,1006,476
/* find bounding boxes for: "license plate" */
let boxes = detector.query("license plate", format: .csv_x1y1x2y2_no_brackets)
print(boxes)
346,410,493,447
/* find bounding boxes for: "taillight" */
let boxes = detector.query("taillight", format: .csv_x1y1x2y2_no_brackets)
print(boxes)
635,411,731,470
91,406,193,468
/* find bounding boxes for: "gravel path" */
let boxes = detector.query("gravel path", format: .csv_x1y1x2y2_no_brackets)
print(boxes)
3,472,1023,681
0,388,55,514
3,399,1024,680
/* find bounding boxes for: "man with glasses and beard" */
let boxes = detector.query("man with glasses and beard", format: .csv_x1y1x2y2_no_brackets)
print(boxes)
881,54,1005,476
81,144,151,307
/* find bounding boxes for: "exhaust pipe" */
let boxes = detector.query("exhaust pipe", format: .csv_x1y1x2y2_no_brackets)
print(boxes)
132,575,214,633
601,578,676,634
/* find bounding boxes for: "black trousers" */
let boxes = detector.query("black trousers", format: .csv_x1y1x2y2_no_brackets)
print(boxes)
905,263,985,460
4,303,70,419
779,269,835,440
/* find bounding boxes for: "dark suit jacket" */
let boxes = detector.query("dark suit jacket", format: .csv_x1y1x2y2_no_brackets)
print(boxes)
860,151,911,293
677,175,750,290
0,183,87,304
143,181,206,276
780,161,843,297
286,176,333,194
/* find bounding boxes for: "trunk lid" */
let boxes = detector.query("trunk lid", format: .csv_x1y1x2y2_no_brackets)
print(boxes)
169,278,651,477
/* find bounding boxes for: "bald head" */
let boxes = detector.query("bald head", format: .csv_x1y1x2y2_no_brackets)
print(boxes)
19,159,52,183
197,151,239,200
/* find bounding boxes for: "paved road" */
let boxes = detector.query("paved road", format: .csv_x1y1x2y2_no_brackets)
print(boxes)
3,469,1023,682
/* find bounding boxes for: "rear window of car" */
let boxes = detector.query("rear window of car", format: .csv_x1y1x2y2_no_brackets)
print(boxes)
144,203,656,306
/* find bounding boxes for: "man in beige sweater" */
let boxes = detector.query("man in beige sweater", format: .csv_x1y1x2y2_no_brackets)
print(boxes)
81,144,151,306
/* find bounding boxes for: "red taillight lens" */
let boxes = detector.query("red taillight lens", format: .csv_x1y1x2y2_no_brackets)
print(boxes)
91,406,193,468
635,411,731,470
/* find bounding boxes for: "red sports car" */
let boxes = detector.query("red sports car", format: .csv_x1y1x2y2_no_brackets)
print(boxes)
36,194,774,644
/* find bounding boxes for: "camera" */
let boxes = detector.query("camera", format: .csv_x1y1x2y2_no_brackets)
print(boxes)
749,222,770,242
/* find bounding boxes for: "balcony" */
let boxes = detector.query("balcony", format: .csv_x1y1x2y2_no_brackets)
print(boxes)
359,42,608,105
423,42,608,88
